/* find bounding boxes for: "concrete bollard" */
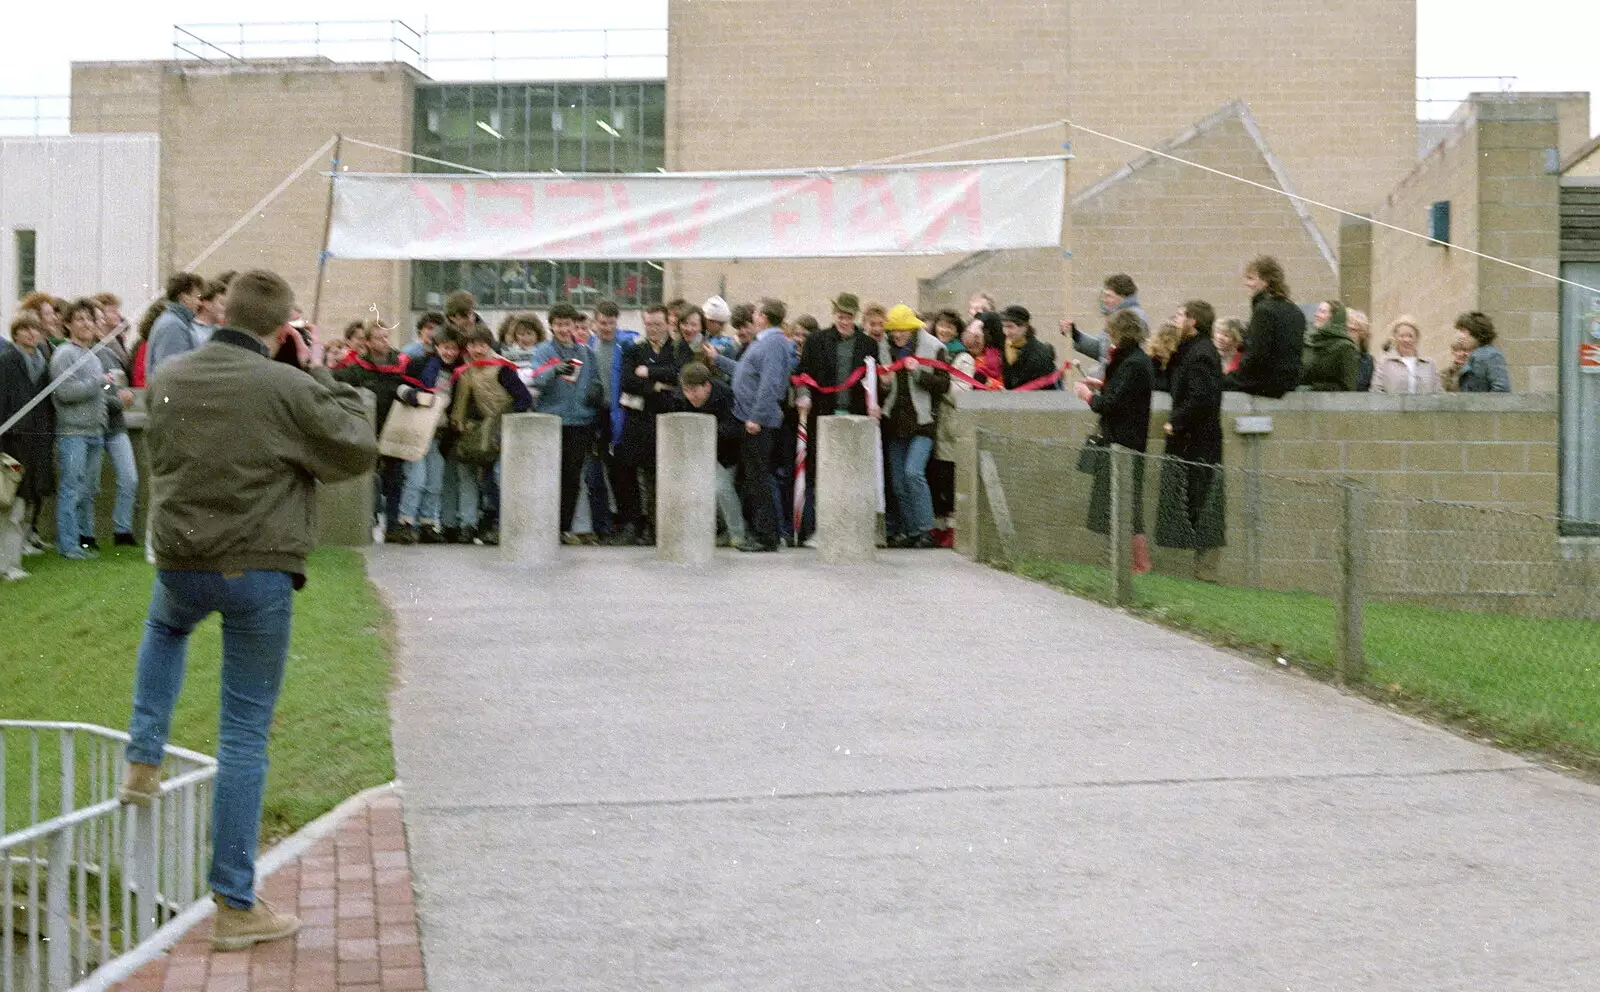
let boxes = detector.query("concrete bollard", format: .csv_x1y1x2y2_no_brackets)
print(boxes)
501,412,562,564
655,412,717,566
317,389,377,547
817,415,878,564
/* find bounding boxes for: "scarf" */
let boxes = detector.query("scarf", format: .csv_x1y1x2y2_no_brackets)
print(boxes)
1305,302,1354,356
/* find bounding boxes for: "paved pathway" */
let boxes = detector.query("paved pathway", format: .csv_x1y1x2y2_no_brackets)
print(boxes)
111,793,425,992
370,545,1600,991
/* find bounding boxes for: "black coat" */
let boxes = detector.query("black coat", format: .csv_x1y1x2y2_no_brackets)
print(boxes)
1155,335,1226,551
1002,335,1059,390
795,327,875,416
1224,292,1305,398
0,345,56,504
1088,344,1153,453
1164,333,1223,465
334,349,409,432
615,338,685,465
667,379,744,467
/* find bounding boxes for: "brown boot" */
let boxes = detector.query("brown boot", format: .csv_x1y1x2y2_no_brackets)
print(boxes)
212,894,301,952
118,762,162,806
1131,534,1152,575
1194,547,1222,583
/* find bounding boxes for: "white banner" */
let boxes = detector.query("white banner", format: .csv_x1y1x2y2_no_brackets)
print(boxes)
326,156,1066,260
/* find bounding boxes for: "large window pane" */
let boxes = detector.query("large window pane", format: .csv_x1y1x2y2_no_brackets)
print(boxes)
411,82,667,308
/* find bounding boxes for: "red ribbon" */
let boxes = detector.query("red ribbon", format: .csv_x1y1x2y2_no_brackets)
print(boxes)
788,354,1067,395
331,353,411,376
450,357,550,384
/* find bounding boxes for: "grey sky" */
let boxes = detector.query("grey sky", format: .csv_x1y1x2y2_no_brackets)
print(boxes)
2,1,1597,135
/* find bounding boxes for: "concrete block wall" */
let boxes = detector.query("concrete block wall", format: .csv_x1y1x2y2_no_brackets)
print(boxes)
1474,101,1563,395
1062,109,1337,337
1370,108,1480,371
1066,0,1417,249
70,60,417,331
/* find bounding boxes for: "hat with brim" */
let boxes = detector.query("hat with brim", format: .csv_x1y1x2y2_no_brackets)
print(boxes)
831,292,861,315
884,304,923,333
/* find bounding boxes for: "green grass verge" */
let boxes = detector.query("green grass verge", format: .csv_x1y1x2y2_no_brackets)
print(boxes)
2,545,394,842
1009,558,1600,769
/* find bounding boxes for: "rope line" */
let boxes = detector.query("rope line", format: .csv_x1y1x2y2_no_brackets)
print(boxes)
1060,117,1600,296
0,136,340,438
341,136,507,177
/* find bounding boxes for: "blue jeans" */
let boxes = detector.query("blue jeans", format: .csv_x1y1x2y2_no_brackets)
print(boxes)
885,435,935,537
82,431,139,535
126,569,294,909
441,458,480,530
399,440,444,524
584,451,614,536
56,434,105,553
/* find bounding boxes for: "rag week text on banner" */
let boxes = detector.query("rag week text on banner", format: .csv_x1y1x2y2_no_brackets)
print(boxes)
326,156,1067,261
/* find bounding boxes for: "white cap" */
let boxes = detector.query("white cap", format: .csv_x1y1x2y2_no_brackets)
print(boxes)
702,296,732,323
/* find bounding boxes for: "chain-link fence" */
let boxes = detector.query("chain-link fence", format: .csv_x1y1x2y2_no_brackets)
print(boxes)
971,429,1600,731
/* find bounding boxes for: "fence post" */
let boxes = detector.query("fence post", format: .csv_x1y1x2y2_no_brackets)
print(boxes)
1110,444,1134,606
1337,479,1371,683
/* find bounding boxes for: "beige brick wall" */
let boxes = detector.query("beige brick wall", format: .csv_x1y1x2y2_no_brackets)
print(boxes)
1062,109,1336,336
666,0,1414,331
71,60,416,331
664,0,1070,319
925,107,1339,351
1474,104,1562,394
1067,0,1416,242
1339,218,1373,315
1370,111,1480,370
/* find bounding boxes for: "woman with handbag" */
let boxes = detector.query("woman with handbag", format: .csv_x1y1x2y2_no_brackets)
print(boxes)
1075,309,1155,574
449,327,533,545
393,328,465,544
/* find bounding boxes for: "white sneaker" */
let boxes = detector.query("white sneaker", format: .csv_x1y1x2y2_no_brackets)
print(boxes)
802,537,819,549
2,566,28,581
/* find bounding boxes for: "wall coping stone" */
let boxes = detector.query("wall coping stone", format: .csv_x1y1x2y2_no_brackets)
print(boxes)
954,390,1558,415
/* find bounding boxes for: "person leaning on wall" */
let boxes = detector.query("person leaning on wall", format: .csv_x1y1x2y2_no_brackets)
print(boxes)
1369,316,1441,394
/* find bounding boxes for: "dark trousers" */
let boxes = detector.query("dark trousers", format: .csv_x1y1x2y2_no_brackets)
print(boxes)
611,461,656,534
928,458,956,519
559,425,592,532
376,456,404,528
740,426,780,547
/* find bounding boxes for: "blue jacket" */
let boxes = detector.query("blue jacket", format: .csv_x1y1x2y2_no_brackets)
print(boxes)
590,329,640,445
732,327,795,428
529,339,599,426
146,302,200,376
1458,345,1511,393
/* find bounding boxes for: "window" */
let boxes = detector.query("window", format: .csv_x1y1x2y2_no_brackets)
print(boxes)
410,82,668,310
15,229,36,299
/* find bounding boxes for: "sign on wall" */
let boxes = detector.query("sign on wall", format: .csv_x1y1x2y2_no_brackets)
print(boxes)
327,156,1067,260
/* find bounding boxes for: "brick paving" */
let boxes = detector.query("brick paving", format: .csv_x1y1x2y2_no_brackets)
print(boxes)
110,792,425,992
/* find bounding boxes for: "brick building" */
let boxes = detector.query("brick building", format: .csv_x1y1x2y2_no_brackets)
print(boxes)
665,0,1417,334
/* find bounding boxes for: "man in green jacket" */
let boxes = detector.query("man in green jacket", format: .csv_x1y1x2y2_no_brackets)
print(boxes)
118,270,377,952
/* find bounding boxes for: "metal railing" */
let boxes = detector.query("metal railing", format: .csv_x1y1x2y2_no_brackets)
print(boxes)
169,20,667,82
2,722,215,992
1416,75,1517,120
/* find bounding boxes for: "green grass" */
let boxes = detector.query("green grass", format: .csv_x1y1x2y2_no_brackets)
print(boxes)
2,545,395,842
1009,558,1600,768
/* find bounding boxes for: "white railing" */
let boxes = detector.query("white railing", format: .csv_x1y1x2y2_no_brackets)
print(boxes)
1,722,215,992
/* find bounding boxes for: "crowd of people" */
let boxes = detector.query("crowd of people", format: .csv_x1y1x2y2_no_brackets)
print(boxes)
0,253,1520,579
